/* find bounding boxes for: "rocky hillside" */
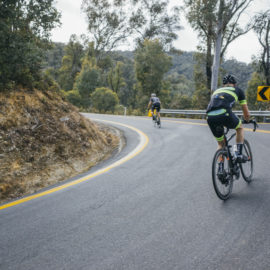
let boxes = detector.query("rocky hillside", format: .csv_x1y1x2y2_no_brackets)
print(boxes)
0,89,120,203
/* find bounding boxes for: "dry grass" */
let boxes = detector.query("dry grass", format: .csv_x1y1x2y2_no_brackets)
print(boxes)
0,89,120,203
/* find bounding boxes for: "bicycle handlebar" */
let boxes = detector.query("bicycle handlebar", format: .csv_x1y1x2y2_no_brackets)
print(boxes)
242,119,258,132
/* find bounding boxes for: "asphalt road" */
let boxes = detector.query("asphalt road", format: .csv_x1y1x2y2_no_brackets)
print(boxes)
1,114,270,270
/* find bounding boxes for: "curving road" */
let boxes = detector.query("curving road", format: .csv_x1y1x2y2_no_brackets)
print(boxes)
1,113,270,270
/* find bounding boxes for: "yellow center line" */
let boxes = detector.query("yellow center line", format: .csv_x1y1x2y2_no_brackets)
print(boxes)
243,128,270,133
162,118,270,133
0,120,149,211
163,119,207,126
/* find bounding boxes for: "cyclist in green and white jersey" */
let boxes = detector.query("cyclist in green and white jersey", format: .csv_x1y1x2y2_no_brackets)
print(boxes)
206,74,250,165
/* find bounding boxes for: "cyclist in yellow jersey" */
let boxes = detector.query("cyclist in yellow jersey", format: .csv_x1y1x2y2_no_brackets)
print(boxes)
206,74,250,173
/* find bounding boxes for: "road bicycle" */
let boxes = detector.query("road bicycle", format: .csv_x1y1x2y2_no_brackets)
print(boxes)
152,109,161,128
212,119,258,200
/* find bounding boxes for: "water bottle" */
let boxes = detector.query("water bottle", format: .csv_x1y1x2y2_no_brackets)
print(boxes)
233,144,238,159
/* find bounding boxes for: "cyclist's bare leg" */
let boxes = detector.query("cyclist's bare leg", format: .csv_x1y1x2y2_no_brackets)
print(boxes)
215,140,225,172
235,125,244,144
235,125,246,159
217,140,225,163
217,140,225,150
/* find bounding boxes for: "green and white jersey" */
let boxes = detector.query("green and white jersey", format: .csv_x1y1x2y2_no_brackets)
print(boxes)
206,86,247,113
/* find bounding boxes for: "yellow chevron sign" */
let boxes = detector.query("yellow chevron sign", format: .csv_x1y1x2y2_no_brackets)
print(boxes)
257,86,270,101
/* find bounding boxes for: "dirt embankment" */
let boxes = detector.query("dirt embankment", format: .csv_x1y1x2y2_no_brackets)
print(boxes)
0,89,120,203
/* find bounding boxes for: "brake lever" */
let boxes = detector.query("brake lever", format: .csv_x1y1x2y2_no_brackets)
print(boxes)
250,119,258,132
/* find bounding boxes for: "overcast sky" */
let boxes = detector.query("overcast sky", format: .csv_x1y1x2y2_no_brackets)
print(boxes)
51,0,269,64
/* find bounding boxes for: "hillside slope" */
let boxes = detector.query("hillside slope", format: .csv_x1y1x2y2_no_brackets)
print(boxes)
0,89,120,203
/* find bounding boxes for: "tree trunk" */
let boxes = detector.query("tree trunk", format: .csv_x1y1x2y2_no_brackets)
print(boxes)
211,0,224,92
211,24,222,91
206,29,212,90
265,19,270,85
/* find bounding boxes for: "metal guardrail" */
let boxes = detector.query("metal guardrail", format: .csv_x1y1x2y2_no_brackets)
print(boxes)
160,109,270,122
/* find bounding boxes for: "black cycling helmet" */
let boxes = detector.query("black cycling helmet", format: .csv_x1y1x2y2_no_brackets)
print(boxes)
223,74,237,85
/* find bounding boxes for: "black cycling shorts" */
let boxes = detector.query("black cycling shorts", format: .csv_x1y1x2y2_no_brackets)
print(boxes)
151,102,160,112
207,108,241,141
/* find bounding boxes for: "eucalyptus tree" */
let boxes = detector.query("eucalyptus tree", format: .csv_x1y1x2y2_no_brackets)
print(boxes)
0,0,61,90
81,0,181,54
211,0,253,91
134,39,172,97
81,0,132,59
58,35,84,91
129,0,182,50
74,56,101,103
253,10,270,85
185,0,216,90
185,0,253,92
107,62,126,95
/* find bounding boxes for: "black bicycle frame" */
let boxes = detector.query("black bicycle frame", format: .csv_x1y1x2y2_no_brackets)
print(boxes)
223,130,237,173
223,119,257,172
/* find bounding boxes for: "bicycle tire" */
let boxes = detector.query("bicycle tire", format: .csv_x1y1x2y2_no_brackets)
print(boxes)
152,115,156,127
212,149,233,200
240,139,253,183
157,116,161,128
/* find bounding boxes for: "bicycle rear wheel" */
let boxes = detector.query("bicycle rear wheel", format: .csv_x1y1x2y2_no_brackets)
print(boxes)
157,116,161,128
152,114,156,127
240,139,253,183
212,149,233,200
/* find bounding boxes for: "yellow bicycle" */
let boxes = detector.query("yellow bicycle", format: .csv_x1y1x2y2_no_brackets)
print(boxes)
148,109,161,128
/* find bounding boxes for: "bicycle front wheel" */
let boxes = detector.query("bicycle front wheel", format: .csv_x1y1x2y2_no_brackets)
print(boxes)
240,139,253,183
212,149,233,200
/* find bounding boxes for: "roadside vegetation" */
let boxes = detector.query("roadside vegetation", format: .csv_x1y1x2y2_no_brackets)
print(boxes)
0,89,119,203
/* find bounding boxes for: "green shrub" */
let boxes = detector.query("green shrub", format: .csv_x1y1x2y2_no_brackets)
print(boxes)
91,87,119,113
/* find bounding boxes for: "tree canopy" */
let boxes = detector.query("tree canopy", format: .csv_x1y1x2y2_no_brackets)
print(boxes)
58,35,84,91
134,39,172,96
184,0,253,91
253,10,270,85
81,0,181,54
0,0,61,90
